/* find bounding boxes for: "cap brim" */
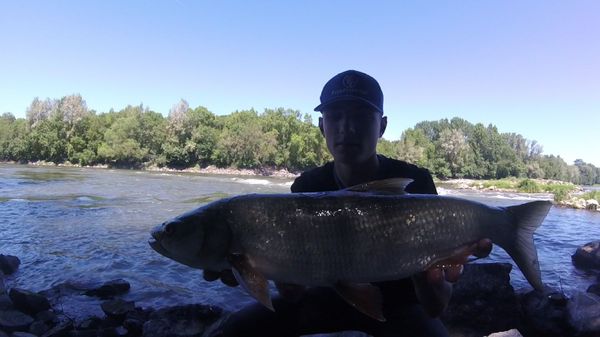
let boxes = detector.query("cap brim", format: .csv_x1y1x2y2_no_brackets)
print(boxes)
314,96,383,113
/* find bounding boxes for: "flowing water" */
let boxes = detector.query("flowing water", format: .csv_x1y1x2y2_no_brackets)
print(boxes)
1,163,599,318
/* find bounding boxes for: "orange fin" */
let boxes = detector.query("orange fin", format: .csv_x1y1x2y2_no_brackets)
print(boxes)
334,282,386,322
228,254,274,311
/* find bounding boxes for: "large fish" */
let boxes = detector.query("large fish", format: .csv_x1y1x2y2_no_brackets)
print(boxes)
149,178,551,321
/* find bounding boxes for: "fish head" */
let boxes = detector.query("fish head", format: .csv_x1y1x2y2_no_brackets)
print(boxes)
149,204,231,270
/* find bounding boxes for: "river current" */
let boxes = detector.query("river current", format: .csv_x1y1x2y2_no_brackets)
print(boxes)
1,163,599,317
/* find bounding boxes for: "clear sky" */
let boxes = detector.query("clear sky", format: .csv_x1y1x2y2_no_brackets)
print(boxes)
1,1,598,166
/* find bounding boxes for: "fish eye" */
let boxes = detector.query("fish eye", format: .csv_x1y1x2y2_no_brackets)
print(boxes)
164,222,176,235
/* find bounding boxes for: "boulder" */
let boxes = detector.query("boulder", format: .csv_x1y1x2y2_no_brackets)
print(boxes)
84,279,131,299
586,199,599,211
142,304,222,337
39,321,73,337
0,277,5,295
572,241,600,270
0,294,13,310
487,329,523,337
588,283,600,297
568,291,600,336
0,255,20,275
0,309,34,332
12,332,37,337
442,263,521,337
8,288,51,315
520,290,573,337
100,299,135,321
29,319,51,336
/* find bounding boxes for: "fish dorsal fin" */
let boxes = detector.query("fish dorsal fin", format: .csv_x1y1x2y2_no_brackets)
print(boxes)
227,254,274,311
345,178,413,195
334,282,386,322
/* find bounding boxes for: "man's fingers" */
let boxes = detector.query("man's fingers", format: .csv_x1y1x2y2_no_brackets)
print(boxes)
474,238,493,258
444,265,464,283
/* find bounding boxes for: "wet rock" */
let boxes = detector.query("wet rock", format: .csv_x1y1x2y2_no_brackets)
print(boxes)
84,280,130,299
8,288,51,315
40,321,73,337
142,304,222,337
29,319,51,336
487,329,523,337
568,291,600,336
0,255,20,275
12,332,37,337
0,331,6,337
520,290,573,337
442,263,521,337
587,282,600,297
0,309,34,332
0,277,5,295
100,299,135,321
586,199,599,211
572,241,600,270
76,317,103,330
68,330,97,337
0,295,13,310
35,310,58,325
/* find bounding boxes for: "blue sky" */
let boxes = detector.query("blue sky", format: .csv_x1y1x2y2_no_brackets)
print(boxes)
1,1,599,166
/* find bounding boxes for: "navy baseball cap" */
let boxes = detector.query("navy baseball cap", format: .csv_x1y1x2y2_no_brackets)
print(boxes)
314,70,384,113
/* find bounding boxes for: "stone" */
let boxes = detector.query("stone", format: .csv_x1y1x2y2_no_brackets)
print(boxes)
142,304,222,337
568,291,600,336
586,199,599,211
77,317,103,330
0,277,5,295
29,319,51,336
0,295,13,310
35,310,58,324
8,288,51,315
40,321,73,337
572,241,600,270
442,263,521,337
84,279,130,299
100,299,135,321
487,329,523,337
68,330,97,337
12,332,37,337
0,330,7,337
0,309,34,332
587,283,600,297
0,255,20,275
520,290,573,337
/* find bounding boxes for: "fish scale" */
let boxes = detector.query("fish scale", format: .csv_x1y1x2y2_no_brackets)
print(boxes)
225,193,499,285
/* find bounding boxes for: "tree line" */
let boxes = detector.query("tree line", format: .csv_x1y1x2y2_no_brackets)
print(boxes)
1,94,598,185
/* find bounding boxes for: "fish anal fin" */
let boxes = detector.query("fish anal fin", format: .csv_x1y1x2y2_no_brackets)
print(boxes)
334,282,386,322
345,178,413,195
228,254,273,311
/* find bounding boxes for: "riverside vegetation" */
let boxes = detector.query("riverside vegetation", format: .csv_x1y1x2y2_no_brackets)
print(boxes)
1,94,599,186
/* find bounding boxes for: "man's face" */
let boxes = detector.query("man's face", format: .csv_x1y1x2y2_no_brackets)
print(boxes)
319,101,386,164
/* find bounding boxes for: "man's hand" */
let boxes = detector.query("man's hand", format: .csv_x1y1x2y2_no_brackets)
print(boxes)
412,238,493,317
203,269,239,287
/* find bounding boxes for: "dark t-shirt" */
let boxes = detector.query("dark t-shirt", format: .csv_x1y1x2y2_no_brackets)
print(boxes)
290,155,438,308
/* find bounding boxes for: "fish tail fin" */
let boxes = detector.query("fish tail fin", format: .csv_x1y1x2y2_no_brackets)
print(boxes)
496,200,552,291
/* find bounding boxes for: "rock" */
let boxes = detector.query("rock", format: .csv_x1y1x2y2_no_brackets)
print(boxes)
68,330,97,337
0,331,7,337
40,321,73,337
12,332,37,337
0,255,20,276
568,291,600,336
84,280,130,299
442,263,521,337
586,199,599,211
0,277,5,295
100,299,135,321
29,319,51,336
76,317,103,330
35,310,58,324
587,283,600,296
142,304,222,337
8,288,51,315
572,241,600,270
0,295,13,310
520,290,573,337
0,309,34,332
487,329,523,337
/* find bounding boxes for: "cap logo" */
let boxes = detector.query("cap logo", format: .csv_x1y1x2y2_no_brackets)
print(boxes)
342,74,358,89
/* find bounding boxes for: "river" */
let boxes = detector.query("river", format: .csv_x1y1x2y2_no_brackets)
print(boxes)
1,163,599,319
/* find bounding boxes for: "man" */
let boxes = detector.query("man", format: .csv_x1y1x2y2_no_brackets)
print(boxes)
205,70,491,336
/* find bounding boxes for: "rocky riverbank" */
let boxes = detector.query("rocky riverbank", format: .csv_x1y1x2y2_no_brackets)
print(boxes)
2,242,600,337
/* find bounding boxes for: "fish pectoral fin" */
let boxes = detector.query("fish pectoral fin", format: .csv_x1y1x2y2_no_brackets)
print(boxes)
228,254,274,311
334,282,386,322
345,178,413,195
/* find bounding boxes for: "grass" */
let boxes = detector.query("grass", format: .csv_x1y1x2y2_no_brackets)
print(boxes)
467,178,577,202
581,191,600,201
